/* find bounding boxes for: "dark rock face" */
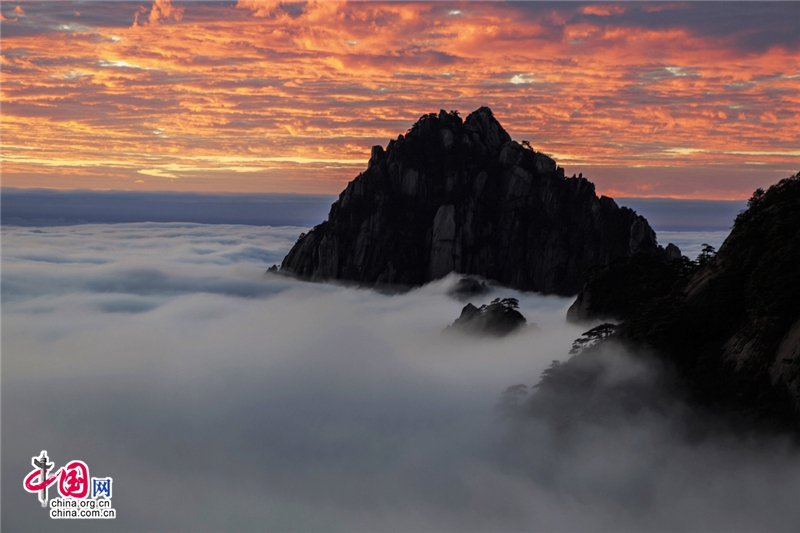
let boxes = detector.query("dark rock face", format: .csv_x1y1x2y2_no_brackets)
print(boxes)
568,172,800,428
446,298,528,337
659,173,800,425
566,253,693,323
281,107,665,296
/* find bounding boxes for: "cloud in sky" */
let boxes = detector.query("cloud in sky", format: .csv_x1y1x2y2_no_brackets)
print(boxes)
4,222,800,531
0,2,798,197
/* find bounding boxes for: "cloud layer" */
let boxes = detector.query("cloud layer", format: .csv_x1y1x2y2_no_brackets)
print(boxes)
1,2,798,197
1,189,336,227
4,222,800,531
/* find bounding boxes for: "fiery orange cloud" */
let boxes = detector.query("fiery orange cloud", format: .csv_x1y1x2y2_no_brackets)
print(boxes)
134,0,184,27
1,1,798,198
582,4,626,16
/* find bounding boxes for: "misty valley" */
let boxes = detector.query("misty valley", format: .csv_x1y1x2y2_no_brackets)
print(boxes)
3,212,800,531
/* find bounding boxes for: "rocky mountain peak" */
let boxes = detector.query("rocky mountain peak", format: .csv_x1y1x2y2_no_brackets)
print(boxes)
280,107,673,295
463,106,512,154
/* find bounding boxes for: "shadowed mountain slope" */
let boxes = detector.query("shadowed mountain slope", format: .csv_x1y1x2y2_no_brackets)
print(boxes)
559,172,800,429
281,107,672,296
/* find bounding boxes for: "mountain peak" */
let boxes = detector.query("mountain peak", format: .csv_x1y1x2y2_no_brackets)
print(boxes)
394,106,511,159
281,107,667,295
464,106,511,152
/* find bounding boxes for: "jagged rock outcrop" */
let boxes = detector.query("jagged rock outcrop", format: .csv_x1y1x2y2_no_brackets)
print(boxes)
281,107,670,296
446,298,529,337
563,172,800,428
655,172,800,424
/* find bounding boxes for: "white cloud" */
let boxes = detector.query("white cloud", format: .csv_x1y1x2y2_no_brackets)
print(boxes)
137,168,179,179
510,73,535,85
3,223,800,531
97,59,144,69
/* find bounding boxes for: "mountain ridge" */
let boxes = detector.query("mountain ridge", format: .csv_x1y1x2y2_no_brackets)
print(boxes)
563,172,800,429
281,107,676,295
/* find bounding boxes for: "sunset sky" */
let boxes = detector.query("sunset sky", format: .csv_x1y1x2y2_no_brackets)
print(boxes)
1,1,798,199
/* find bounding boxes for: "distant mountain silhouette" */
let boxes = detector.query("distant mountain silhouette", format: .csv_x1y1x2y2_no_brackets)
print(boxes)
281,107,676,295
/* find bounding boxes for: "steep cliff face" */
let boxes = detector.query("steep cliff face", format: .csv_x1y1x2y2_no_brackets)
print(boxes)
282,107,665,296
570,172,800,426
662,172,800,421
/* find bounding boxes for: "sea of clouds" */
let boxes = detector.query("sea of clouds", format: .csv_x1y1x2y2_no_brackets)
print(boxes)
3,222,799,531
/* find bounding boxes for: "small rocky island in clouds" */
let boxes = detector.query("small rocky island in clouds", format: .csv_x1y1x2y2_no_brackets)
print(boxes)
281,107,679,296
279,106,800,431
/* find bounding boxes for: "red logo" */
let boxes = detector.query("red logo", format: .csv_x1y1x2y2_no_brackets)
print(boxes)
24,467,58,492
24,451,90,506
58,461,90,498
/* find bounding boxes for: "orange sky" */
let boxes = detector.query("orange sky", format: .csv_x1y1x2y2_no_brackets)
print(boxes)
1,1,798,199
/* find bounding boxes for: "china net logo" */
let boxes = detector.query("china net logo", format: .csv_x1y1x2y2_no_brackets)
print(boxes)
24,450,116,519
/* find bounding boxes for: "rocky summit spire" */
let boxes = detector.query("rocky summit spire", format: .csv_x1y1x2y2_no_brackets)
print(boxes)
280,107,669,296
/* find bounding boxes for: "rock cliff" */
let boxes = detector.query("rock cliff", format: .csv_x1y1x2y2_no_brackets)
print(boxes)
446,298,528,337
281,107,668,296
563,172,800,428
